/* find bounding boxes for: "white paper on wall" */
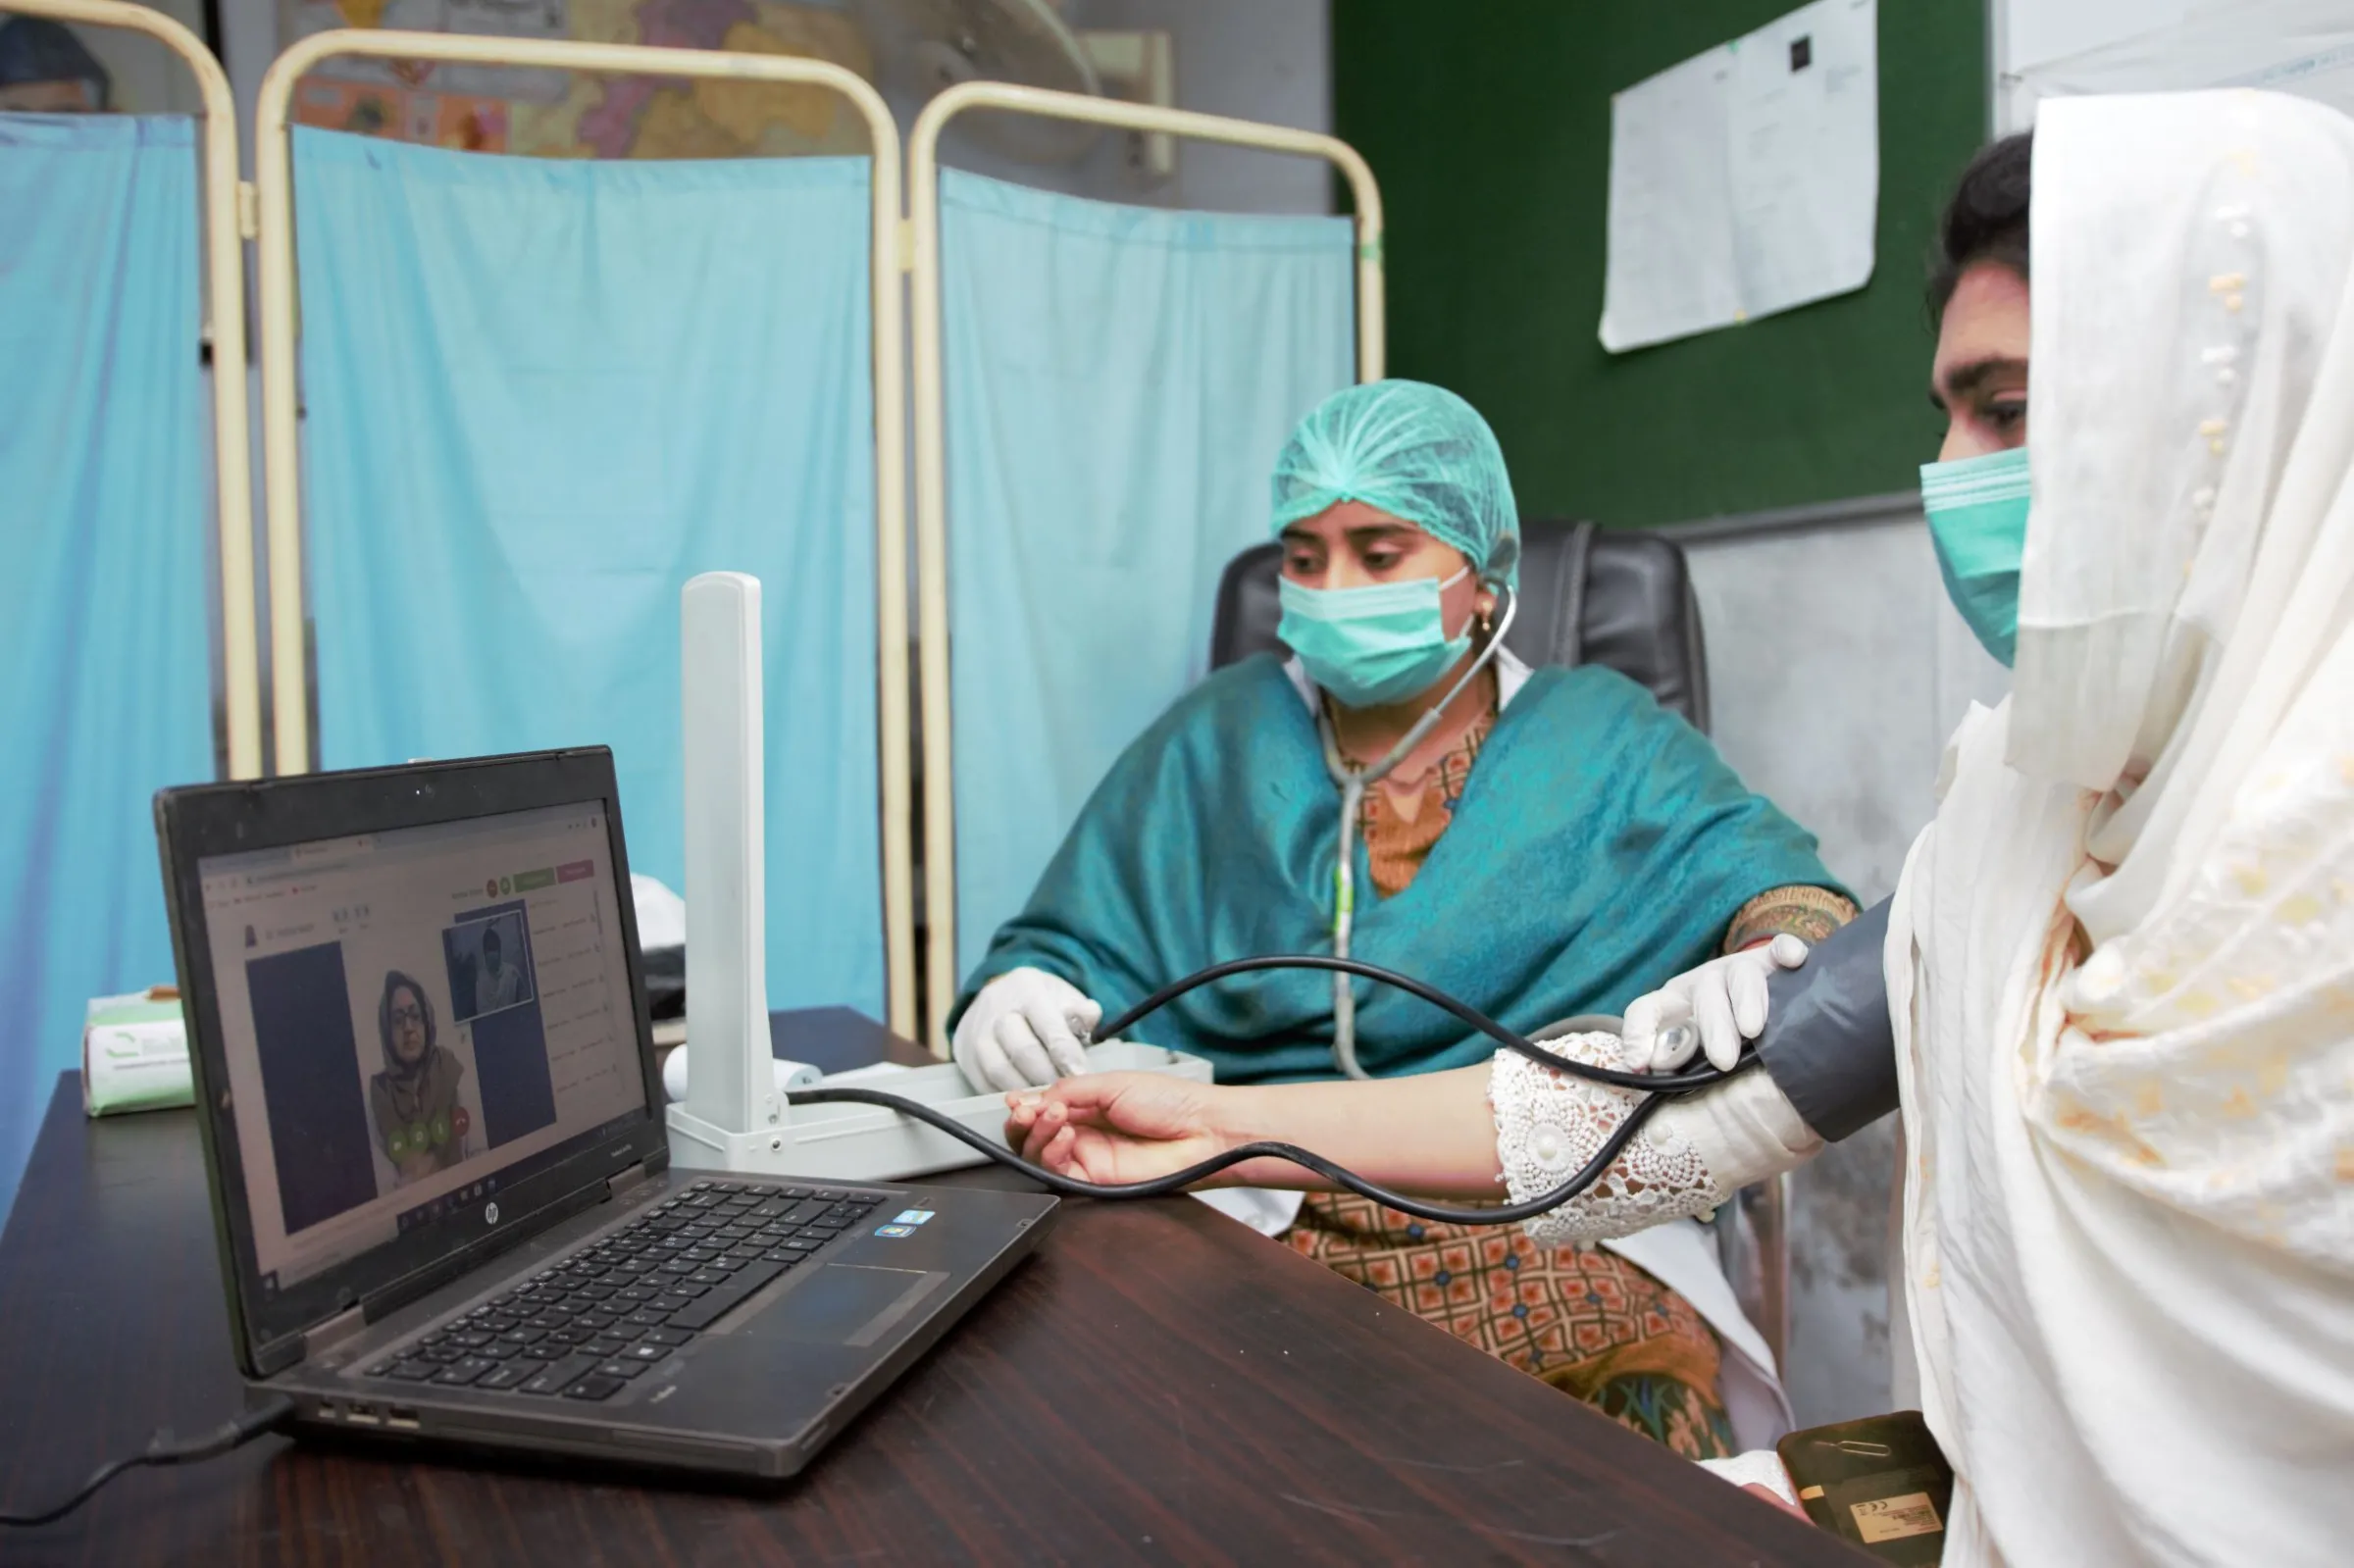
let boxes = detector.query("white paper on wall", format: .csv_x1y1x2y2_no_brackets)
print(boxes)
1600,0,1878,354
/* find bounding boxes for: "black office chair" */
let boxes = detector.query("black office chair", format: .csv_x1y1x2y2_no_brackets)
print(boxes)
1206,520,1791,1373
1208,520,1712,732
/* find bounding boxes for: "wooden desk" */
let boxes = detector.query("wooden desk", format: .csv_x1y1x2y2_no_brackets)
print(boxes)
0,1069,1858,1565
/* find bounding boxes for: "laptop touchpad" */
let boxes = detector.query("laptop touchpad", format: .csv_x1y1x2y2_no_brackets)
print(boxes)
746,1263,948,1347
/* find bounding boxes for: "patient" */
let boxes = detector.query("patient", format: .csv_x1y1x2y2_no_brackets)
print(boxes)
1008,92,2354,1565
369,970,467,1186
954,379,1854,1453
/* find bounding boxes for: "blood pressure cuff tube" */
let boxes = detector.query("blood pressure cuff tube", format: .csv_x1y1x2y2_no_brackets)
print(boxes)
1754,896,1898,1143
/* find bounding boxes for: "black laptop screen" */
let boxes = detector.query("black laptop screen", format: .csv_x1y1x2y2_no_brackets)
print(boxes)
196,800,648,1290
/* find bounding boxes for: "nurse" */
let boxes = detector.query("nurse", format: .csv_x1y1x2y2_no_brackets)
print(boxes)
955,379,1855,1454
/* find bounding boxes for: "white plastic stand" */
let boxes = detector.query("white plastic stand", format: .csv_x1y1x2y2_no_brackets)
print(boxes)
666,572,783,1171
663,571,1212,1181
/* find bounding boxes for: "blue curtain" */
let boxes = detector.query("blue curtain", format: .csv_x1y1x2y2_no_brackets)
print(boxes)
0,116,212,1219
940,171,1356,974
294,130,883,1019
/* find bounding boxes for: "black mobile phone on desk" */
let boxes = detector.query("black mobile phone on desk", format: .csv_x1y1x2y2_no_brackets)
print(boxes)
1775,1411,1954,1564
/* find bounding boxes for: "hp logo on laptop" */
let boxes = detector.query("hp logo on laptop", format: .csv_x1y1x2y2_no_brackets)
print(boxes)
485,1201,500,1226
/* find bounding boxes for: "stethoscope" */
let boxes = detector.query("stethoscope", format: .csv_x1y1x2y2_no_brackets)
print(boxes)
1313,582,1520,1079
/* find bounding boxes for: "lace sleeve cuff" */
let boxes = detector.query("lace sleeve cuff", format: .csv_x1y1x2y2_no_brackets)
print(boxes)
1488,1030,1727,1245
1488,1031,1825,1247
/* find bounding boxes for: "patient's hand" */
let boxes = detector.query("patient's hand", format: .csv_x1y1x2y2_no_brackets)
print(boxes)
1745,1484,1811,1521
1003,1074,1246,1187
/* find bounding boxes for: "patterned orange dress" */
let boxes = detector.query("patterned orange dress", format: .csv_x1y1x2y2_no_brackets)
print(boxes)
1281,712,1736,1459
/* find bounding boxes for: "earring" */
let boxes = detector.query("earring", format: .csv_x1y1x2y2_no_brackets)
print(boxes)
1480,604,1495,636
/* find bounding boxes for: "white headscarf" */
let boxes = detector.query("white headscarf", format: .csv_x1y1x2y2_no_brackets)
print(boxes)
1887,91,2354,1566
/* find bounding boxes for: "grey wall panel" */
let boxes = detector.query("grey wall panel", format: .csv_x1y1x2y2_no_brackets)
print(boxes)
1686,517,1944,905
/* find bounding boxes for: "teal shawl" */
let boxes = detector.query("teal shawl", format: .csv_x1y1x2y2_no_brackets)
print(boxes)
957,655,1840,1085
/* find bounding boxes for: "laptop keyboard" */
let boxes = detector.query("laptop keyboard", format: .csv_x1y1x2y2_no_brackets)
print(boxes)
362,1180,888,1402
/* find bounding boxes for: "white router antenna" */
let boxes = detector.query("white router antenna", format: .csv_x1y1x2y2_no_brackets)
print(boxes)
670,573,777,1156
662,571,1210,1178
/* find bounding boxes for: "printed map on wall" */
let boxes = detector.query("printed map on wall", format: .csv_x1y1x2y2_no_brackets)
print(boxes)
280,0,873,157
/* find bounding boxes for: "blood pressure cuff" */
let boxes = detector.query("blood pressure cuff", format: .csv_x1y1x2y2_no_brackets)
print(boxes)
1754,896,1897,1142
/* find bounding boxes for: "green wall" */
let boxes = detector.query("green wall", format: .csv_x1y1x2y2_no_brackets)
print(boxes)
1332,1,1987,527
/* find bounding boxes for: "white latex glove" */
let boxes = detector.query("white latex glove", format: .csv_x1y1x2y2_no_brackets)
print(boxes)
951,968,1099,1092
1621,935,1810,1073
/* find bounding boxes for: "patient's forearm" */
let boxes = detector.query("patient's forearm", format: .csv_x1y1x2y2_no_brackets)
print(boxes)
1204,1067,1506,1199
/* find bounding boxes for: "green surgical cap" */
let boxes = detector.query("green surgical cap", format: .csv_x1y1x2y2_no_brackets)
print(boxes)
1268,379,1520,588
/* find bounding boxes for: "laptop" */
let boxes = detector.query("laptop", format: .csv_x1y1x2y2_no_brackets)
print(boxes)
153,746,1056,1480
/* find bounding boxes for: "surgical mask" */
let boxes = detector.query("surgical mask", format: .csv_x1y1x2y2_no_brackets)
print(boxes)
1920,445,2030,667
1278,566,1475,708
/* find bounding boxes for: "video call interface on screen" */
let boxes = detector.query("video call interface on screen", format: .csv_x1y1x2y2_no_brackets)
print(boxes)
197,801,648,1292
